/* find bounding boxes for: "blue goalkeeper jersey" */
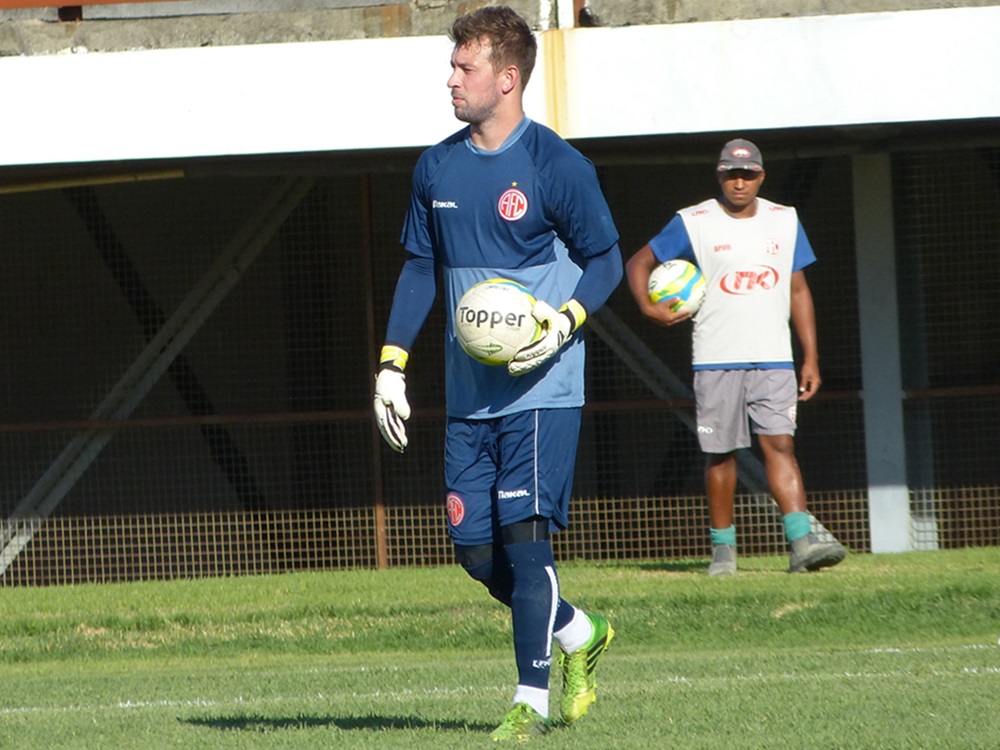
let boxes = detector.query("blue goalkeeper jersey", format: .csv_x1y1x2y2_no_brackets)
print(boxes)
401,118,619,419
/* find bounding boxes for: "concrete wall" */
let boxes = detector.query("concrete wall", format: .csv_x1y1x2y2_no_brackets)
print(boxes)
1,4,997,167
2,0,999,56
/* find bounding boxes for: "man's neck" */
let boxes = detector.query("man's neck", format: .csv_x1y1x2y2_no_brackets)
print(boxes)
719,197,759,219
469,109,525,151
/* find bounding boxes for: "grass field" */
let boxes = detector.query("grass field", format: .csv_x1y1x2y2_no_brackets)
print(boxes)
2,547,999,749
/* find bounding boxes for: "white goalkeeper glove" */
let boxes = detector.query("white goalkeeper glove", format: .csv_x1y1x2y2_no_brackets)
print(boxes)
373,346,411,453
507,299,586,376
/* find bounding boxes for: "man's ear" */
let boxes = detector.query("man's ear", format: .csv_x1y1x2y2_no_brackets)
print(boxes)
500,65,520,95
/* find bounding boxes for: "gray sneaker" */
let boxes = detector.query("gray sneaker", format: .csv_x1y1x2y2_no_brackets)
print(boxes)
789,533,847,573
707,544,737,576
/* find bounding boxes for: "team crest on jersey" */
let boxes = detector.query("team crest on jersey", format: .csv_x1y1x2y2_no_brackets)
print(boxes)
446,493,465,526
498,186,528,222
765,238,780,256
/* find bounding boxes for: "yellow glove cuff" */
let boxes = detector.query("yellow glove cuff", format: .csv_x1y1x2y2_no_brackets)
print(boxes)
559,299,588,332
379,345,409,372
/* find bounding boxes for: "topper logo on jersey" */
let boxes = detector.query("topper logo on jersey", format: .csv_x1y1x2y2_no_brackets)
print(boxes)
446,494,465,526
498,187,528,221
720,265,780,294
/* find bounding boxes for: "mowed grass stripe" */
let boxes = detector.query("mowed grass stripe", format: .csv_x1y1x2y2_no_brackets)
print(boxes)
5,644,1000,716
2,548,999,749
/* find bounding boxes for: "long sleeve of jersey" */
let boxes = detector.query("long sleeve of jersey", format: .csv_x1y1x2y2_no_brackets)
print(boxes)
384,254,436,351
571,242,623,316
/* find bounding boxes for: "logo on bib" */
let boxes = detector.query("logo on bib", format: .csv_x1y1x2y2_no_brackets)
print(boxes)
720,265,779,294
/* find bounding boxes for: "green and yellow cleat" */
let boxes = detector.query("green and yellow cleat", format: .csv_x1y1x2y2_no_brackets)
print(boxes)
559,612,615,724
489,703,553,742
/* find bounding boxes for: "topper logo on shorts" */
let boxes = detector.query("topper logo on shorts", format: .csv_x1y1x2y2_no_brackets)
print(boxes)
720,265,779,295
498,186,528,221
446,494,465,526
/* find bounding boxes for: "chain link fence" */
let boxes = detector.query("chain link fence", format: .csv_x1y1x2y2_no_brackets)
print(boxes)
1,137,998,586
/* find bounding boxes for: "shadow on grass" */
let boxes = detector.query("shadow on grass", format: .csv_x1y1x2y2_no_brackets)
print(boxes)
181,713,493,733
630,559,707,573
629,559,794,575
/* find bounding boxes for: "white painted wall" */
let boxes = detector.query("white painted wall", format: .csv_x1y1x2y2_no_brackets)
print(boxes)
1,5,998,166
560,7,999,139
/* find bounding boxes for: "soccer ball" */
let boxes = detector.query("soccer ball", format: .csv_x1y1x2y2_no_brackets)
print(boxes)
648,259,706,315
454,279,542,366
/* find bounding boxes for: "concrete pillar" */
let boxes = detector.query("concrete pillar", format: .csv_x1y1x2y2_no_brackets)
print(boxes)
852,153,912,552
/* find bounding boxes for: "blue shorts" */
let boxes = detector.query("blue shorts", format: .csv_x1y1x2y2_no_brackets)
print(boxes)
444,408,581,546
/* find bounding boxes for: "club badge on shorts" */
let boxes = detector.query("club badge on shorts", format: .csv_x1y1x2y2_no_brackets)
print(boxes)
446,493,466,526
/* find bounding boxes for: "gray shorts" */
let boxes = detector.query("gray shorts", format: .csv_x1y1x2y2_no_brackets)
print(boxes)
693,369,798,453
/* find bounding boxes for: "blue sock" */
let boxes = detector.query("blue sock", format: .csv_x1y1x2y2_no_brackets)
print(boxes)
552,597,575,632
783,511,812,543
710,525,736,547
462,557,513,607
505,540,559,691
460,546,573,627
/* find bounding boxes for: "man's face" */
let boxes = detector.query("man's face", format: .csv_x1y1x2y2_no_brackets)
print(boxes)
717,169,765,211
448,39,502,125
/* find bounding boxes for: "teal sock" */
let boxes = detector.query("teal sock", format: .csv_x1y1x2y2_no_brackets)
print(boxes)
710,525,736,547
782,512,812,543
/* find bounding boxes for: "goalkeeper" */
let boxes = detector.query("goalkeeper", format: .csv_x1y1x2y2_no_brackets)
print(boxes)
373,6,622,742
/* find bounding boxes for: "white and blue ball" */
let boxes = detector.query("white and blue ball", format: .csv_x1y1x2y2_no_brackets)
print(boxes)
648,260,706,315
455,279,542,366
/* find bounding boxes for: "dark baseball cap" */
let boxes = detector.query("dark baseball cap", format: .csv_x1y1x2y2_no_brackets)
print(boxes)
717,138,764,172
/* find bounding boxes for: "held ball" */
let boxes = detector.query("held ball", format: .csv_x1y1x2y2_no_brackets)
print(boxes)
648,259,706,315
454,279,543,366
